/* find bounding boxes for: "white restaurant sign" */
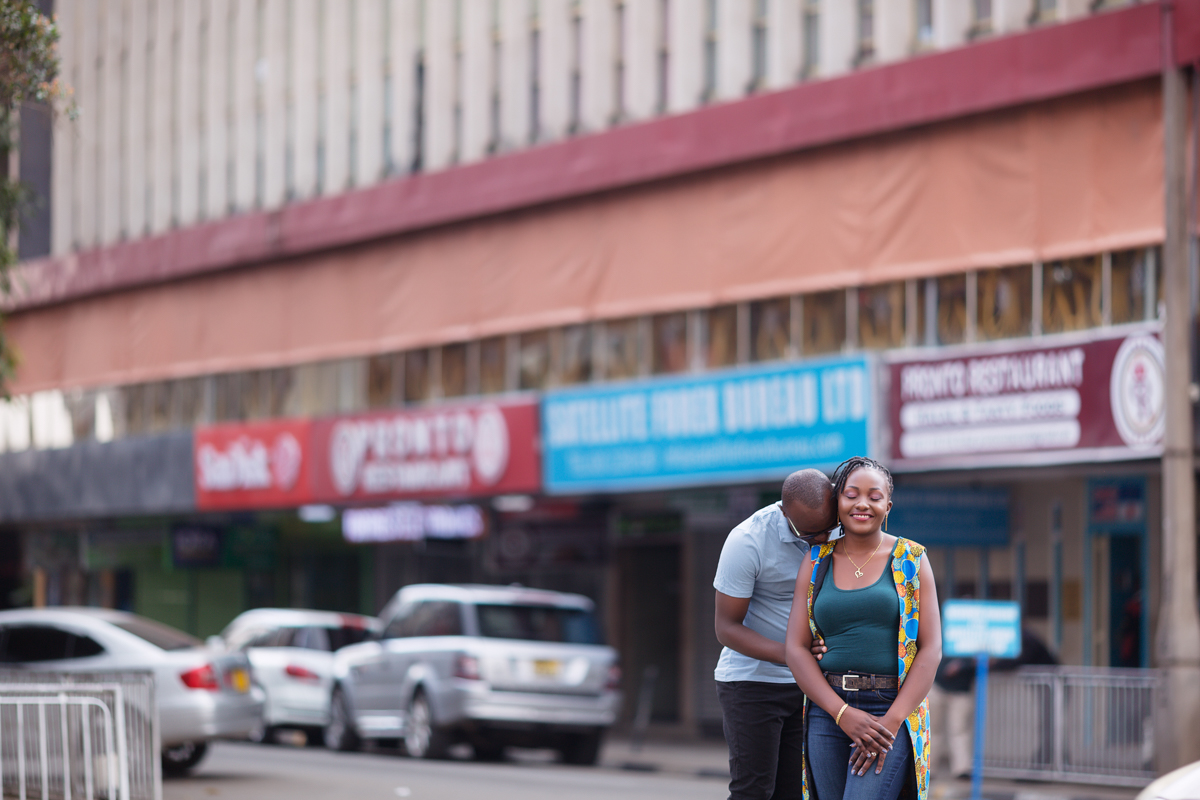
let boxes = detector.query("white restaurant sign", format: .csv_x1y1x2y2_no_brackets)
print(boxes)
886,327,1165,470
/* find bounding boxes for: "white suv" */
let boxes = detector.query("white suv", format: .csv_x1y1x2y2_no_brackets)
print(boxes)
325,584,621,765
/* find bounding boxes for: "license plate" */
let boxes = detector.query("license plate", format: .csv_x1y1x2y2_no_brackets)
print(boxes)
533,659,561,678
229,668,250,693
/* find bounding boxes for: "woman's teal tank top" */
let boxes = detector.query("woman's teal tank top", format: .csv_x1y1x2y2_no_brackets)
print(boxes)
812,561,901,676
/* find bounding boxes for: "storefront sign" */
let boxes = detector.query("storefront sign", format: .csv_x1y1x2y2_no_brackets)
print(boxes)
887,328,1164,470
171,525,223,568
541,356,874,494
195,420,312,510
310,400,540,502
887,487,1009,547
342,502,486,543
942,600,1022,658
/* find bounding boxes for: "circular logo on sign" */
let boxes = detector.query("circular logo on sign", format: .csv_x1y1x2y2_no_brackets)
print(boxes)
1110,334,1166,448
472,406,510,486
329,422,364,496
271,432,303,490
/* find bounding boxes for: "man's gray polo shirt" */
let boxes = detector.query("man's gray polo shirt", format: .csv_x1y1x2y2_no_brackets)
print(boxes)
713,503,811,683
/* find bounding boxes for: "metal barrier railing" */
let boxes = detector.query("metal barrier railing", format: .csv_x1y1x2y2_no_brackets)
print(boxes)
0,672,160,800
983,666,1160,787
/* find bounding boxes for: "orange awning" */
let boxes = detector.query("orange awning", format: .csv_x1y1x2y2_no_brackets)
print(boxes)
8,80,1162,394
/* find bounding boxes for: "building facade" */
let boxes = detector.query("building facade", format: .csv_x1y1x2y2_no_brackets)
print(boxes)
6,0,1200,767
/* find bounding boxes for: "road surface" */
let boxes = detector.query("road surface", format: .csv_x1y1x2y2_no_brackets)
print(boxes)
164,741,728,800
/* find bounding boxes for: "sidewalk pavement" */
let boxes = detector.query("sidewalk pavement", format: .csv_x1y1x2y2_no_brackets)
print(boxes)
599,735,1143,800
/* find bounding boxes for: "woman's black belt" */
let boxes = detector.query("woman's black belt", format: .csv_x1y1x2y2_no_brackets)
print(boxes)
824,671,899,691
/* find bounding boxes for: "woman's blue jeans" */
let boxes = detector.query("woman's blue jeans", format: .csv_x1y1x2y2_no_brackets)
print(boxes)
807,686,912,800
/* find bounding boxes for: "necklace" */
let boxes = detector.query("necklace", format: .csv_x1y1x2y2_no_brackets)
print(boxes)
840,537,884,579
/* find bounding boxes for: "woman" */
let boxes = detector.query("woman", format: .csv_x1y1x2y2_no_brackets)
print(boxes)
784,457,941,800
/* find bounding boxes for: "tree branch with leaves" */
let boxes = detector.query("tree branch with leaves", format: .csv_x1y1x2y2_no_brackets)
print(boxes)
0,0,69,396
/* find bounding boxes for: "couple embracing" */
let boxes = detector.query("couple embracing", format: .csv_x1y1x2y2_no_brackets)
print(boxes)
714,458,942,800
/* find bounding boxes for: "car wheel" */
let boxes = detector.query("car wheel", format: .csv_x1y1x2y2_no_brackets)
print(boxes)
560,729,604,766
403,691,450,760
324,687,361,752
161,742,209,776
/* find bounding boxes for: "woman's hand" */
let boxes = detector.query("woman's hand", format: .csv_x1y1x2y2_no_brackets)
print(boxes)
849,744,877,777
837,706,895,770
849,713,905,776
811,638,828,661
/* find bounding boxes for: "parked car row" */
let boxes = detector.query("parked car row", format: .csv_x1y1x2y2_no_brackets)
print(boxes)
0,583,621,774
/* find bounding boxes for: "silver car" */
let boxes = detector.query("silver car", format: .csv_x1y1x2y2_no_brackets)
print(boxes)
218,608,378,743
326,584,621,765
0,607,263,775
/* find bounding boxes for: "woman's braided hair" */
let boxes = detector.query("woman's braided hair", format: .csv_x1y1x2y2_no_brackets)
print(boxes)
831,456,894,499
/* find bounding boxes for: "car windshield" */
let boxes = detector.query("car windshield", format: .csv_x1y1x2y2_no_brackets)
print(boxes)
110,617,203,651
475,604,600,645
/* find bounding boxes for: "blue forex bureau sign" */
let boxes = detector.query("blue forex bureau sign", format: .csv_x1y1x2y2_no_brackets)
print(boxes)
541,355,874,494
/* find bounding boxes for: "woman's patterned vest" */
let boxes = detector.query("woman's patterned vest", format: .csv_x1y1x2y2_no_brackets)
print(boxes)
802,537,931,800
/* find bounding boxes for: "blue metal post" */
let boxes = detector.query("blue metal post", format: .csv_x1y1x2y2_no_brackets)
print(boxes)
970,653,989,800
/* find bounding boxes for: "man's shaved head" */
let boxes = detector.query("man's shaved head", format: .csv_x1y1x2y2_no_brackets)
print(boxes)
782,468,833,510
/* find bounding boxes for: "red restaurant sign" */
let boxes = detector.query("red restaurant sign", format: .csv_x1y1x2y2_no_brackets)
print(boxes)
195,400,541,510
194,419,312,510
887,327,1165,471
309,401,540,502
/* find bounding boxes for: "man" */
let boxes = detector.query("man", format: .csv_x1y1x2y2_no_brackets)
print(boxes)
714,468,838,800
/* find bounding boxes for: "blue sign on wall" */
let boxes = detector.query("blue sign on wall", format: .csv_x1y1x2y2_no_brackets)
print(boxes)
942,599,1022,658
887,487,1010,547
541,355,873,494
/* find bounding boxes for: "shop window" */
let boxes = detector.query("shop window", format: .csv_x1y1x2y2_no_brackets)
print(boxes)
145,382,172,431
652,312,689,374
173,377,207,427
605,317,642,380
124,383,149,432
857,0,875,62
802,0,820,77
480,337,507,394
264,368,293,418
801,290,845,355
241,371,272,420
1110,249,1150,325
404,350,432,403
858,282,905,349
972,0,992,31
936,275,967,345
1032,0,1057,24
64,389,96,442
213,374,244,421
1043,255,1102,334
915,279,930,345
952,580,977,599
1026,581,1050,619
915,0,933,49
976,265,1032,341
1154,246,1164,318
560,324,593,385
704,305,739,368
988,581,1013,600
751,298,790,362
441,343,468,398
518,330,552,390
367,353,402,408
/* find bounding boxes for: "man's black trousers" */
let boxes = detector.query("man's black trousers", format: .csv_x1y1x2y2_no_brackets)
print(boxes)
716,680,806,800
